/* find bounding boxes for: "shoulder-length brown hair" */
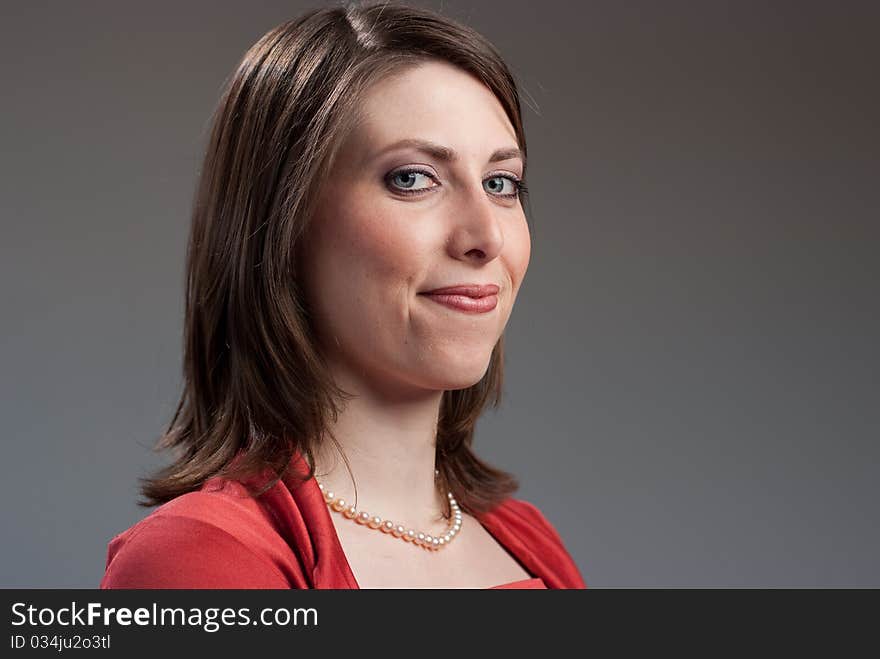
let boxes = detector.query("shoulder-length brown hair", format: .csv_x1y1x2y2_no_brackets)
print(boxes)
139,1,532,518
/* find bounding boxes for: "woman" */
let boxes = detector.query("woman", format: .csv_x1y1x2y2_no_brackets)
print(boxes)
100,1,586,589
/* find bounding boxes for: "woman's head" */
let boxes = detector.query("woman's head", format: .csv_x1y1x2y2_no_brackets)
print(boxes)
300,57,530,400
141,1,530,513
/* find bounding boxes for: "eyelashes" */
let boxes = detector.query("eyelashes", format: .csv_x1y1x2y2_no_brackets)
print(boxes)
385,167,528,200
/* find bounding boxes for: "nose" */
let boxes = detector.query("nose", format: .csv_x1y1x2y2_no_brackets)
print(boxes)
446,184,505,263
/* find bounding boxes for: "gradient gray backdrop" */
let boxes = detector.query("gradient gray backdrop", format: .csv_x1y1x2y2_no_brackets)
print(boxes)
2,0,878,587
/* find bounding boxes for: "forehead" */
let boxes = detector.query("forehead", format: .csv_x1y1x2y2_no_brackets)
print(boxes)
344,60,518,165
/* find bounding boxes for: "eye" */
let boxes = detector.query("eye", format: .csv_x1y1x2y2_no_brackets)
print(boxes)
385,167,528,200
385,168,438,195
484,174,527,200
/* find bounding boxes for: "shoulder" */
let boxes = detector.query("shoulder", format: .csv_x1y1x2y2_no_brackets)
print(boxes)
489,496,588,589
491,497,566,541
100,486,293,589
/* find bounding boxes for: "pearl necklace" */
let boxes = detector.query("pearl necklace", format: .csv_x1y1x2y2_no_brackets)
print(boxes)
315,470,463,551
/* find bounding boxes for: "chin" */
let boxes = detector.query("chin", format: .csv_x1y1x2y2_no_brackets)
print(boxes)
419,352,494,391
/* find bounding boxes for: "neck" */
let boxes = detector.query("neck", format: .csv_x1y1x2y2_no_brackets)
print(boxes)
311,359,448,530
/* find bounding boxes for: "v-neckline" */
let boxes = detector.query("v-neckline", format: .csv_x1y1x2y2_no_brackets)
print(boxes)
489,576,547,589
306,473,543,589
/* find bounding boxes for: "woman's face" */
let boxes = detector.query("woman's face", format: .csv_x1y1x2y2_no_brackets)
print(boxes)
300,59,531,397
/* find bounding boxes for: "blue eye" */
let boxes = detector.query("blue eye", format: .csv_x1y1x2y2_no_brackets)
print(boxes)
387,168,437,194
484,175,523,198
385,167,528,200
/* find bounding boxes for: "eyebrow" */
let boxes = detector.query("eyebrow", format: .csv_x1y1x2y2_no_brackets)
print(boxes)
374,138,525,168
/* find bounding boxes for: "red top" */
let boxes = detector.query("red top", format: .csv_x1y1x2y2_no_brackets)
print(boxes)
100,451,586,589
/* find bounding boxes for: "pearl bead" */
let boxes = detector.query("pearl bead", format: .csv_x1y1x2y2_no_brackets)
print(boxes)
315,475,460,552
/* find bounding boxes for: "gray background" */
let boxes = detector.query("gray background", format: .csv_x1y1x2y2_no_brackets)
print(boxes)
2,0,877,588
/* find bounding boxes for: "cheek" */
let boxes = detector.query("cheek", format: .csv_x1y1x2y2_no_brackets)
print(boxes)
318,199,429,310
349,215,422,288
507,216,532,291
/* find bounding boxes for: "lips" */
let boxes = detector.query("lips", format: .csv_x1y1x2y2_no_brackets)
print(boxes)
423,293,498,313
418,283,500,314
419,283,500,298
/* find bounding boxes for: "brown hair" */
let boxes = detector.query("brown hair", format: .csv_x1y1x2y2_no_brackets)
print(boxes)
138,0,532,519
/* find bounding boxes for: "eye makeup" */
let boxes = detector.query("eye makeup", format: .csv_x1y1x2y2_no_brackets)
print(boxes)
384,166,528,200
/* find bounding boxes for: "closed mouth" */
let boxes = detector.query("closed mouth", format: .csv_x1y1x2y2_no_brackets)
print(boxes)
418,283,500,298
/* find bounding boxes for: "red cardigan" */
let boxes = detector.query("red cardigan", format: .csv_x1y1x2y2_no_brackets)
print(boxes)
100,452,587,589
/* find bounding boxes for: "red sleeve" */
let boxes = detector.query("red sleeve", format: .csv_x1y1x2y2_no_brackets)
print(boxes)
100,514,291,589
